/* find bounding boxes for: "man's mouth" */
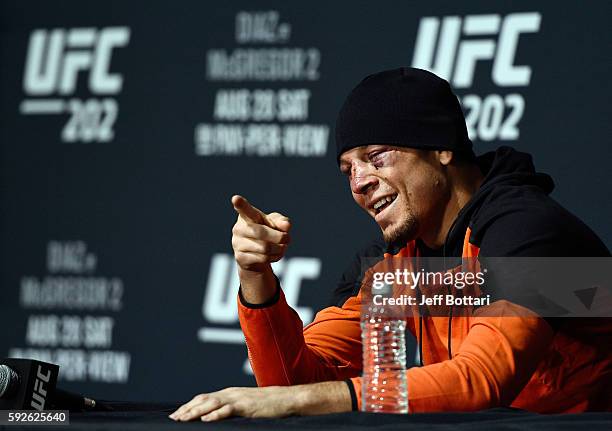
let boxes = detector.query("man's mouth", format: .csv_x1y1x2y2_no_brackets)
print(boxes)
372,194,398,216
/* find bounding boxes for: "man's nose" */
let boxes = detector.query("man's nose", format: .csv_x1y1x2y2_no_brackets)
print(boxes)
350,164,378,194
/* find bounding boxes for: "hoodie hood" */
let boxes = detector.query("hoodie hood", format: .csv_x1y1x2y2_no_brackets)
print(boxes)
476,146,554,195
441,146,555,257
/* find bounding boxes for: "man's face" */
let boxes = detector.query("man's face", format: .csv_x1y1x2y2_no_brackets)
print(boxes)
339,145,448,245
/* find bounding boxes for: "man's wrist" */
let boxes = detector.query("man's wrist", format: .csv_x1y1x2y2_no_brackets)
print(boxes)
292,381,352,416
238,266,277,304
238,277,281,309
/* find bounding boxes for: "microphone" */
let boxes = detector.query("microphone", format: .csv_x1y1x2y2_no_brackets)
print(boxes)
0,358,59,411
0,358,98,411
0,364,21,399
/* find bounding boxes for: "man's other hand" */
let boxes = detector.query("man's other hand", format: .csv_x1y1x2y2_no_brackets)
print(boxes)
169,382,352,422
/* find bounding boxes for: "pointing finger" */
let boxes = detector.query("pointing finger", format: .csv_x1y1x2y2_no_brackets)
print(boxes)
231,195,266,225
232,196,290,231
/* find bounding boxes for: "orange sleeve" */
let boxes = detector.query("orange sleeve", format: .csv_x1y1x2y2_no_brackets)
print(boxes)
238,287,363,387
351,300,554,412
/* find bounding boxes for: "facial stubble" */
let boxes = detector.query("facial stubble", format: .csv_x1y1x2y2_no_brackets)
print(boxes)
382,201,419,246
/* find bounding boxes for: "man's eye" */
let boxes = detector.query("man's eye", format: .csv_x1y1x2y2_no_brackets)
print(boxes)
368,151,386,165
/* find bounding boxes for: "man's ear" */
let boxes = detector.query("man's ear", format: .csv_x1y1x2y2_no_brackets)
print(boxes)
438,150,454,166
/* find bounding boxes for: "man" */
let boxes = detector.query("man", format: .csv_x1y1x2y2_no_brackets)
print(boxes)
170,68,611,422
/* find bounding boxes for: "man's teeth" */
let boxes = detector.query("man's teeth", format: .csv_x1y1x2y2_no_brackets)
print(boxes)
373,195,397,213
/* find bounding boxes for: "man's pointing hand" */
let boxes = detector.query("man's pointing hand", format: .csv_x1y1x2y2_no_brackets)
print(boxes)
232,195,291,233
231,195,292,304
231,196,292,272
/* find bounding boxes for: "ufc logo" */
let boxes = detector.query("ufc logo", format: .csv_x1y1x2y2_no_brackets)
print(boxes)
198,254,318,374
30,365,51,411
23,27,130,96
202,253,318,325
412,12,541,88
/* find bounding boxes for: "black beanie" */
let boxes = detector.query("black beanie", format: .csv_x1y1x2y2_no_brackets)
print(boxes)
335,67,473,162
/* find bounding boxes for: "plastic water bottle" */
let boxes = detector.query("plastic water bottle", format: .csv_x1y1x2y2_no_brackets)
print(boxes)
361,284,408,413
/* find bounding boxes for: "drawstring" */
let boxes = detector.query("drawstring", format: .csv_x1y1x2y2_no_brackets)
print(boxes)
424,279,452,362
418,292,424,366
443,234,453,361
447,286,453,360
418,295,452,365
418,315,424,366
416,240,456,366
415,251,425,366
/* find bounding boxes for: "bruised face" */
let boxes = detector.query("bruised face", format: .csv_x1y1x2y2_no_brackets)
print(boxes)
339,145,449,245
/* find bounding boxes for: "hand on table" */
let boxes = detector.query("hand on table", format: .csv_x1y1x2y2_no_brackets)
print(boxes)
169,382,351,422
169,386,295,422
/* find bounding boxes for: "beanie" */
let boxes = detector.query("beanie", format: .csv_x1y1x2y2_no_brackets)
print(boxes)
335,67,473,162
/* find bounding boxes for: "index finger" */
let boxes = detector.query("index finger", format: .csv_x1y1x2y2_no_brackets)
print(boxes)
231,195,267,225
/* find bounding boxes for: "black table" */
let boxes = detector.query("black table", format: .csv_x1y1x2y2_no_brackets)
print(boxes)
3,402,611,430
